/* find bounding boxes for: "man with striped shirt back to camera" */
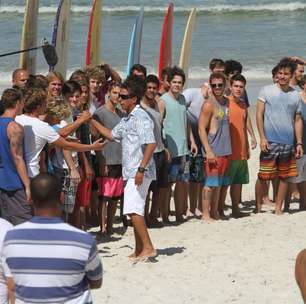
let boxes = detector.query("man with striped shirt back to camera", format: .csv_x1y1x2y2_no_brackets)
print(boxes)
2,173,102,304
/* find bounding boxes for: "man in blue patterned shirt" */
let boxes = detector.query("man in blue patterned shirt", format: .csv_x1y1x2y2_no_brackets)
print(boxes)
91,77,157,261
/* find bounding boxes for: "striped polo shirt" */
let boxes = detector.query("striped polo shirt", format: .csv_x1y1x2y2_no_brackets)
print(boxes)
2,217,103,304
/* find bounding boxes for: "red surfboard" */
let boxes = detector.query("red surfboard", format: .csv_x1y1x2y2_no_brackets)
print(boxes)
86,0,102,66
158,3,174,79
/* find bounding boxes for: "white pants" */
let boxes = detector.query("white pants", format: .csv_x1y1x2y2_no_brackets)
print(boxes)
123,178,152,216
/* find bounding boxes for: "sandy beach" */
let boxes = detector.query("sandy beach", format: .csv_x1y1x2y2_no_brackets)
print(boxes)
91,108,306,304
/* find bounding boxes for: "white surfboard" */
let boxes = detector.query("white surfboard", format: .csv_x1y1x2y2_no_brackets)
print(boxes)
19,0,39,74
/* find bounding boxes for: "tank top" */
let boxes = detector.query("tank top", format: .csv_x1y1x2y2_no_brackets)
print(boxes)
0,117,24,191
162,92,189,157
207,99,232,157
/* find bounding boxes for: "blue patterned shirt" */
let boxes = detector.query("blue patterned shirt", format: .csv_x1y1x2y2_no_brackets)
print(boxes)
111,105,156,180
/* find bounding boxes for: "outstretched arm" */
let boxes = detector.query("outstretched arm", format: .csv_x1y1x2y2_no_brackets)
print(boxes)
89,119,114,141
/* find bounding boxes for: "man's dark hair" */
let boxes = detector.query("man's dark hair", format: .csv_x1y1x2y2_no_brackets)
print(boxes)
230,74,247,86
168,66,186,85
224,60,243,76
62,80,82,97
69,69,89,84
26,74,48,90
122,76,145,104
146,74,160,87
1,88,23,111
209,58,225,71
209,72,227,85
272,66,279,77
161,67,172,80
130,64,147,78
30,173,61,209
277,58,296,75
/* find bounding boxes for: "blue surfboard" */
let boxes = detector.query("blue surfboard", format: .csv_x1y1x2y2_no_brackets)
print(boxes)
127,7,144,76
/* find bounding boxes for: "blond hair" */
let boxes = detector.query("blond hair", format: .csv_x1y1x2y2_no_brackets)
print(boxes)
46,96,71,121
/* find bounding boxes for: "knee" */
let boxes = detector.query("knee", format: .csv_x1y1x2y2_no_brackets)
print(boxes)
203,187,213,195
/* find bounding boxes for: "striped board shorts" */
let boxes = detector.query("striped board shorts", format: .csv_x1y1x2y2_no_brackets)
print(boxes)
204,156,230,187
258,142,297,180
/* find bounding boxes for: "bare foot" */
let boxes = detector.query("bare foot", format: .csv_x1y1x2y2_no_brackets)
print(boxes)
128,252,138,261
137,249,157,261
201,215,215,222
262,196,274,205
274,209,283,215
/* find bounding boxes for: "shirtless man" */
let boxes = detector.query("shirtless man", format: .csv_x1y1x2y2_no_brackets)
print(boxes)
198,72,232,221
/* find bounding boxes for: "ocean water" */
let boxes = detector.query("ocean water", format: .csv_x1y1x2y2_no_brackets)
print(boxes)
0,0,305,86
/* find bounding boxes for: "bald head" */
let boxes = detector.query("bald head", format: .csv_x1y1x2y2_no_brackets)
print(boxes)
12,69,29,88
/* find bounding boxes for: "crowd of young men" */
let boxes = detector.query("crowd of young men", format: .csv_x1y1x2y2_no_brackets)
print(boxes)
1,56,306,301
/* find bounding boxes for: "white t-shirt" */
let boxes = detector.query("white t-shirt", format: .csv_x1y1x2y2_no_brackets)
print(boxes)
15,114,60,177
0,219,13,303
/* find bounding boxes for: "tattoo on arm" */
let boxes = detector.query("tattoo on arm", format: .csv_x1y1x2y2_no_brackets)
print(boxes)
10,124,24,159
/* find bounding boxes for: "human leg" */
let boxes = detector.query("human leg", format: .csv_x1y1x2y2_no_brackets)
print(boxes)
295,249,306,303
123,178,154,257
298,181,306,211
255,178,268,213
218,185,228,217
188,182,199,214
202,186,213,221
275,179,289,214
275,144,298,214
174,181,188,221
106,200,118,234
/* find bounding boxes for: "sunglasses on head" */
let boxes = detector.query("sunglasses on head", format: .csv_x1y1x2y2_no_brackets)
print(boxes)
211,83,224,89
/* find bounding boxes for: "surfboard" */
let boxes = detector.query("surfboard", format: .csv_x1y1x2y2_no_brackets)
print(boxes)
126,8,144,76
158,3,174,79
19,0,39,74
179,8,197,80
50,0,71,78
86,0,102,67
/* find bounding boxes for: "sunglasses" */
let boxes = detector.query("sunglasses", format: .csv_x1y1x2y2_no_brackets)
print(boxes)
119,94,133,100
211,83,224,89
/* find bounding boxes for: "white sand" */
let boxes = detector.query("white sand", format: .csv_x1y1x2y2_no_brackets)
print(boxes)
92,109,306,304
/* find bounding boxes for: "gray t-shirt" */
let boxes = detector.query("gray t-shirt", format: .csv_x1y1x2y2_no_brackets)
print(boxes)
258,84,302,145
141,103,165,153
183,88,204,120
93,105,123,165
183,88,204,154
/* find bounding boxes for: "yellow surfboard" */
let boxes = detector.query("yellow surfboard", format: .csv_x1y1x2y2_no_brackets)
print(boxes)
86,0,102,66
19,0,39,74
179,8,197,80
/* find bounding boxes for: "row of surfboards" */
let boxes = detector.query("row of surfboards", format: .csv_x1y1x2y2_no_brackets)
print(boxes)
19,1,197,81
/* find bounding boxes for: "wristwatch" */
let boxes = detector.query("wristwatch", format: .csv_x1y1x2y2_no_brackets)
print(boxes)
137,167,146,173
